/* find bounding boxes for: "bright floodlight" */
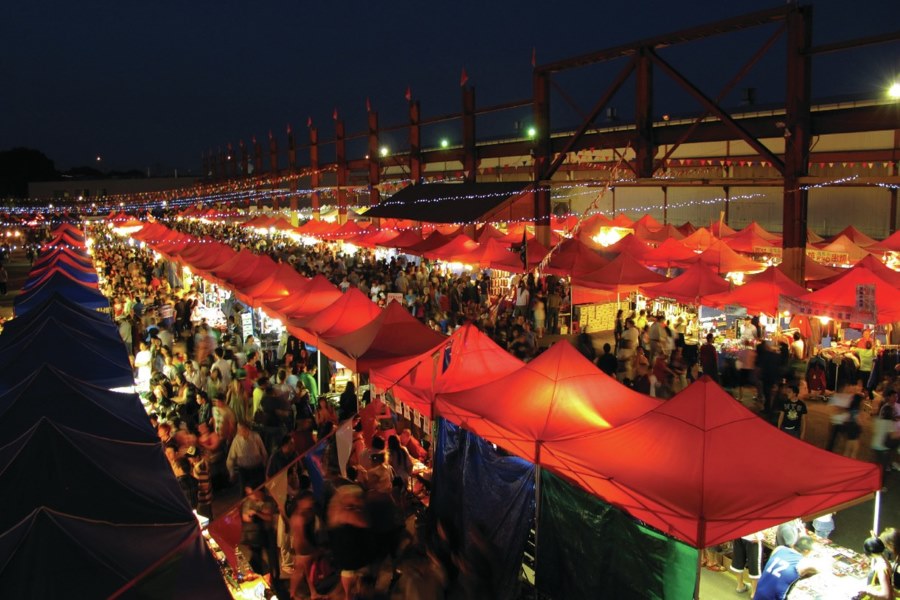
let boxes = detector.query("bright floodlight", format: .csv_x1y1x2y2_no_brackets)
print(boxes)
440,139,449,148
889,82,900,100
527,126,537,138
380,146,389,157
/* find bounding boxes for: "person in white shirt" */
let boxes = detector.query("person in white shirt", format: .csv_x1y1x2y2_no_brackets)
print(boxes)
226,422,268,490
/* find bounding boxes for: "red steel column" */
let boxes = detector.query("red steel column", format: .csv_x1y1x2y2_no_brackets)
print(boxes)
532,71,552,247
336,119,348,224
781,5,812,284
409,101,422,184
368,110,381,206
462,87,476,183
635,47,656,178
310,127,320,220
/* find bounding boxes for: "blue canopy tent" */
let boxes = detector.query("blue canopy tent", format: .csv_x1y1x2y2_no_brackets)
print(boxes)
0,294,117,340
22,262,99,289
13,272,109,316
0,318,133,389
0,366,155,443
0,314,123,350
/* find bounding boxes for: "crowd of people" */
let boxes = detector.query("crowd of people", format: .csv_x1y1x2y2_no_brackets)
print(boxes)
88,214,900,598
91,223,501,598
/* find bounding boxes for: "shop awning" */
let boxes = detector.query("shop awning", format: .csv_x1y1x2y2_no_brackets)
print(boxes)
287,288,381,346
260,274,342,322
363,182,534,224
807,255,900,291
788,265,900,324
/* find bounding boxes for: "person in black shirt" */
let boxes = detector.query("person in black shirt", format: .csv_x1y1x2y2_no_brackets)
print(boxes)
597,343,618,377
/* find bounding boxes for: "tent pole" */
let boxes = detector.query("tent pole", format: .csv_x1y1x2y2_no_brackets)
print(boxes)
355,371,361,413
533,441,542,600
873,490,882,536
694,552,702,600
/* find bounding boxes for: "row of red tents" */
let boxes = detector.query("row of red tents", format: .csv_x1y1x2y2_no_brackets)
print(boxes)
126,220,882,552
131,222,445,373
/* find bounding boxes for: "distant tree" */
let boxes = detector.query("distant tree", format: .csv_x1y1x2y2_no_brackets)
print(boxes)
0,147,57,198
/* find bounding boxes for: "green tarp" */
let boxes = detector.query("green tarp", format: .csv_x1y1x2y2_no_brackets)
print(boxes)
536,470,698,600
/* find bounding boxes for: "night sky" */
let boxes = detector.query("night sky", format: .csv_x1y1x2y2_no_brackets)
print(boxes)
3,0,898,175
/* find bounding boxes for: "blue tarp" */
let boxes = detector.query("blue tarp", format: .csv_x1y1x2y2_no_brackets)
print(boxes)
13,272,109,316
431,419,536,600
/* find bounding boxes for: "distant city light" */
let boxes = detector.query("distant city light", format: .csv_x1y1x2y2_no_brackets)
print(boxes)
440,139,449,148
96,155,102,162
527,126,537,138
380,146,389,157
889,82,900,100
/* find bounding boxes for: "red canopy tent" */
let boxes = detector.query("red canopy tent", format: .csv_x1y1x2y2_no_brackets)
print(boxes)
287,288,381,346
789,266,900,324
631,214,663,230
598,234,653,261
401,231,458,255
316,301,447,374
382,229,426,250
539,377,881,548
475,224,507,242
348,228,401,248
260,275,342,322
641,264,730,305
722,223,783,254
708,220,737,237
32,248,93,271
780,255,842,283
574,252,668,294
692,239,764,274
434,341,659,464
814,234,875,264
542,238,609,277
679,227,716,252
267,217,298,232
209,250,278,290
369,323,522,418
28,252,95,275
879,229,900,252
703,266,808,316
454,238,532,273
576,214,616,239
634,223,685,244
423,234,480,261
322,220,369,241
828,225,880,248
234,262,312,308
641,238,699,269
610,213,634,228
177,241,237,272
240,214,277,229
807,255,900,290
676,221,698,236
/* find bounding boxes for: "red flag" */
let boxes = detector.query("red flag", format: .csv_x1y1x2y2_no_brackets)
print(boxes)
333,107,338,120
404,86,411,102
307,116,312,128
460,68,468,87
366,97,371,112
532,47,536,68
286,123,292,135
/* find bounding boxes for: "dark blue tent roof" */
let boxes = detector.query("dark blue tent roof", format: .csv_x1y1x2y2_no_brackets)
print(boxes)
0,294,116,341
13,272,109,316
0,318,132,389
22,262,98,289
0,314,122,350
0,509,230,599
0,420,193,531
0,366,155,443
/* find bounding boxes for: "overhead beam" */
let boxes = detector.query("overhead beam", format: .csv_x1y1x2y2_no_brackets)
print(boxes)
536,6,790,73
649,49,786,174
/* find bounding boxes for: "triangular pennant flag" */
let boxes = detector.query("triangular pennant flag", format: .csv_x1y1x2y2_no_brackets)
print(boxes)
333,107,339,120
460,68,469,87
307,116,312,128
404,85,412,102
286,123,292,135
366,97,371,112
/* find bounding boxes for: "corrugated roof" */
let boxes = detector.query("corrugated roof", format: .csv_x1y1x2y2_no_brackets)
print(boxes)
365,182,531,223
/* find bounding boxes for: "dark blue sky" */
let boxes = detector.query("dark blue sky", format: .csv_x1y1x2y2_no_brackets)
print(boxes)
3,0,898,174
